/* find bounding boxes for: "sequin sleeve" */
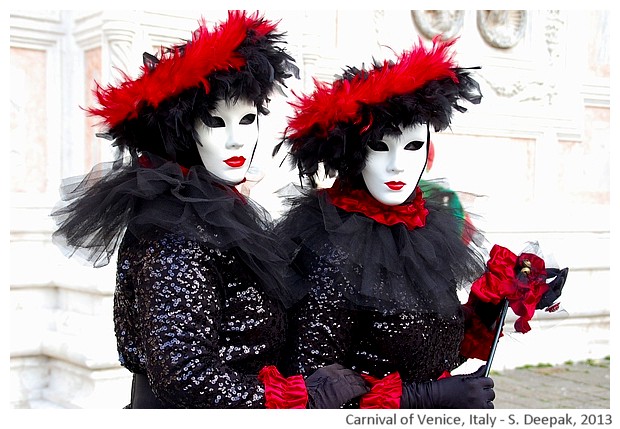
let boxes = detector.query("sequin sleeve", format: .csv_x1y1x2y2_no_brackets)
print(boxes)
132,234,267,408
284,244,357,376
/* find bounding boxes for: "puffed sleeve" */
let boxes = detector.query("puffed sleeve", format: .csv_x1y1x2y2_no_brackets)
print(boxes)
282,244,357,377
131,233,270,407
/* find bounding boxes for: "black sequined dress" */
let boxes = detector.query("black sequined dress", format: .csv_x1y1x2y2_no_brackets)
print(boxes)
52,153,302,408
277,182,487,386
115,229,286,408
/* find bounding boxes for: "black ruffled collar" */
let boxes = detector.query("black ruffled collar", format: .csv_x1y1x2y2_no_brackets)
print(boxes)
51,152,302,308
276,183,487,314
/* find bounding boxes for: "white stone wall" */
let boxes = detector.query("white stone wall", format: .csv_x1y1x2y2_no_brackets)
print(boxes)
9,10,610,408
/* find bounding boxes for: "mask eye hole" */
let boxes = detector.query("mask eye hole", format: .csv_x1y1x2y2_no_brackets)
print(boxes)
404,140,425,151
204,116,225,128
239,113,256,125
368,140,389,152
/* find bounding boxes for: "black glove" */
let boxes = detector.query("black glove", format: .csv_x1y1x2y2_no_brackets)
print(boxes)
401,366,495,409
305,363,369,409
536,267,569,310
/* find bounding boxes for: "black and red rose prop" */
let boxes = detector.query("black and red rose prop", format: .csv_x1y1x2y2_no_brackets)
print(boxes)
460,243,569,373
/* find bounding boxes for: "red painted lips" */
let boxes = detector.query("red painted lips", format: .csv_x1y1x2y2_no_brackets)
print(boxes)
385,181,406,190
224,156,246,168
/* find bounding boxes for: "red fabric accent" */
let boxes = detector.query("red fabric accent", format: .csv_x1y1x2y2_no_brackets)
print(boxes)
87,11,276,129
459,298,501,360
359,373,403,409
258,365,308,409
137,154,154,169
461,213,474,245
228,184,248,205
228,178,248,204
138,154,189,176
437,370,451,380
425,140,435,172
470,244,549,334
325,182,428,230
286,36,458,141
138,154,249,204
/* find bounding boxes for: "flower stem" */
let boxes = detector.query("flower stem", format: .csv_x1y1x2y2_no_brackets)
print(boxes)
484,298,510,377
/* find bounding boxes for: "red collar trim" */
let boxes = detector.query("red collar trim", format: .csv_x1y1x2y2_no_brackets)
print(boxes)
324,182,428,230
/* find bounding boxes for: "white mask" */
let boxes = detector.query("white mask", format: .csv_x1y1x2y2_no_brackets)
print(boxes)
361,124,428,206
194,98,259,185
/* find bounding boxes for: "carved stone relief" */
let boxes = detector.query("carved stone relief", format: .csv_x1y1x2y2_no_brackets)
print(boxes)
477,10,527,49
544,10,564,64
541,10,566,104
480,11,565,105
411,10,464,40
101,23,147,82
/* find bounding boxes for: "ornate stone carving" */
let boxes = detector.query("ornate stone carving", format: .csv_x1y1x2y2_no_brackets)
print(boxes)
544,10,564,64
411,10,464,40
101,20,151,83
103,28,137,81
476,11,569,106
477,10,527,49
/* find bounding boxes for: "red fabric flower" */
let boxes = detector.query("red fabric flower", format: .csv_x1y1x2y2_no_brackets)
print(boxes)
325,183,428,230
470,244,549,334
359,372,403,409
258,365,308,409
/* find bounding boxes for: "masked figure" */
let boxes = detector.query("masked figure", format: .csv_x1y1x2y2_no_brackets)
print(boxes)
275,37,497,408
52,11,367,409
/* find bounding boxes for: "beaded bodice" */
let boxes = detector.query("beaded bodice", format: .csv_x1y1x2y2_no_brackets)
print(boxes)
114,230,287,408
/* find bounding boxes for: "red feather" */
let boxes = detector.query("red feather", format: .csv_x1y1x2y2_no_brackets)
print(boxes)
287,36,458,141
87,11,277,129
